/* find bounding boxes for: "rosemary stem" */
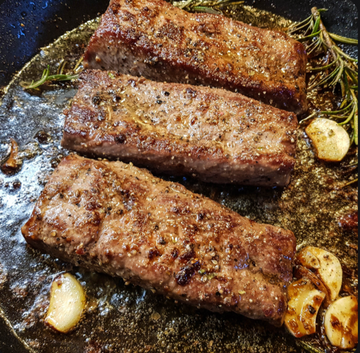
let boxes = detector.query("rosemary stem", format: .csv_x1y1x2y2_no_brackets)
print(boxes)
311,7,337,62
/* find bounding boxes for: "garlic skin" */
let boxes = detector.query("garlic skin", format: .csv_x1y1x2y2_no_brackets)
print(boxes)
297,246,342,302
325,296,358,349
285,278,325,338
305,118,350,162
45,273,86,333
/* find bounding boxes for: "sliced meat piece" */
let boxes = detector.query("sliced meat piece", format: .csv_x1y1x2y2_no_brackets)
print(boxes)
83,0,307,114
61,70,297,187
22,154,296,326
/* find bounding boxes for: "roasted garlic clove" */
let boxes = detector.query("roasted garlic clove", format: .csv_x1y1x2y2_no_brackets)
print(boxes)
325,295,358,349
285,278,325,338
305,118,350,162
297,247,342,301
45,273,86,333
294,265,331,308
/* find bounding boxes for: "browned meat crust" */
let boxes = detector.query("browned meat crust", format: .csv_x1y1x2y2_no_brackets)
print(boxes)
22,154,296,326
61,70,298,187
83,0,308,114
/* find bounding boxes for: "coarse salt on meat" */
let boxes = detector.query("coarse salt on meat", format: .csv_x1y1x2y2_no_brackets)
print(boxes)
61,70,298,187
22,154,296,326
83,0,307,114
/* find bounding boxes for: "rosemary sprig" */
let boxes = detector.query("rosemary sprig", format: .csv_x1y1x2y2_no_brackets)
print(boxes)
20,57,83,90
20,66,78,90
172,0,243,14
288,7,358,145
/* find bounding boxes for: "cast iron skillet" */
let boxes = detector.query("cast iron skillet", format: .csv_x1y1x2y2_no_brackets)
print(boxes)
0,0,357,351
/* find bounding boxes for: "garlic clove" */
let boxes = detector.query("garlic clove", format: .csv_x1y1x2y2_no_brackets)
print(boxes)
294,265,331,308
285,278,325,338
45,273,86,333
305,118,350,162
298,247,342,302
325,295,358,349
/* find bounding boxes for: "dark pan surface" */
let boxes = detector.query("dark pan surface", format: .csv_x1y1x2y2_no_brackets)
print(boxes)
0,0,358,352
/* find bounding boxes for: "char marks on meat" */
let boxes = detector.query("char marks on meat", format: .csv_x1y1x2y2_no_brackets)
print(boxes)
61,70,297,187
22,154,296,326
83,0,307,114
